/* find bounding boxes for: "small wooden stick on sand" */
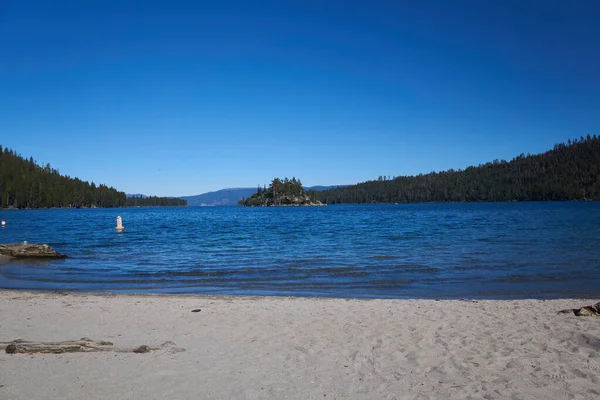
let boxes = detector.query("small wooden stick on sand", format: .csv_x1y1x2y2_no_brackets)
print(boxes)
0,338,185,354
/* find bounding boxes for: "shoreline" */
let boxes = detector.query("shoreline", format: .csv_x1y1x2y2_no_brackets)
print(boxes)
1,287,599,302
1,290,599,399
1,285,599,301
0,280,598,300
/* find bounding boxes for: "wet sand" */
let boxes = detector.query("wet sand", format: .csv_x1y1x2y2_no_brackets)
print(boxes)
0,291,599,399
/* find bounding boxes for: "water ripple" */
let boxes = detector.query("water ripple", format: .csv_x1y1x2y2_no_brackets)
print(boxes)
1,203,600,298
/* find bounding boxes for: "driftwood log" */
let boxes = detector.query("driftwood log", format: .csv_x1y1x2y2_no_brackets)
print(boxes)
1,338,185,354
558,302,600,317
0,243,66,259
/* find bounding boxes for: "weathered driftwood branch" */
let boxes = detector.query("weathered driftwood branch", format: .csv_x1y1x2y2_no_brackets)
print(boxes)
558,302,600,317
0,243,66,259
1,338,185,354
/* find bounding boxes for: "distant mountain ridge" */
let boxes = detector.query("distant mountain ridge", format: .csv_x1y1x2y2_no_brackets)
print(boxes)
182,185,340,206
181,188,256,206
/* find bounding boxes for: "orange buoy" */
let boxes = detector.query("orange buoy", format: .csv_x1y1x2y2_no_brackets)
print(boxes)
116,216,124,232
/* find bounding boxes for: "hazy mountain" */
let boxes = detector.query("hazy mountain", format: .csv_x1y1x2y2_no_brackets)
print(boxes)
126,193,148,198
305,186,339,192
181,188,256,206
182,185,341,206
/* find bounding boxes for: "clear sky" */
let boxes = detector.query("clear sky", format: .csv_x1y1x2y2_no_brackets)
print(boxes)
1,1,599,197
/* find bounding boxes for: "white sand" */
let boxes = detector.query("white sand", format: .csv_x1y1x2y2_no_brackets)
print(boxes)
0,291,598,400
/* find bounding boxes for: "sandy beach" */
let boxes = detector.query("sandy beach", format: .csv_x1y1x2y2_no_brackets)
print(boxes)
0,291,598,399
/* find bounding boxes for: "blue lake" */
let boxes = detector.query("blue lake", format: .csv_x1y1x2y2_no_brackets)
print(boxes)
0,203,599,299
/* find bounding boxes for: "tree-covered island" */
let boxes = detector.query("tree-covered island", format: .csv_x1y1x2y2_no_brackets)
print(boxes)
239,177,322,206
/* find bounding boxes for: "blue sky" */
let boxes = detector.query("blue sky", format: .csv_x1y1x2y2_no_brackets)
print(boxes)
1,1,599,196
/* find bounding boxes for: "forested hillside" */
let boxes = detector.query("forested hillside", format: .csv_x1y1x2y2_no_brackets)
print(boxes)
127,195,187,207
0,145,186,208
320,136,600,204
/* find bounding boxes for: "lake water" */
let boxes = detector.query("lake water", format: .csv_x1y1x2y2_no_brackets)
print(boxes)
1,203,599,299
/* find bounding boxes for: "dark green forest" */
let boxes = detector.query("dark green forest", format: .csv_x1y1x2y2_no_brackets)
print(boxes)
0,145,186,209
240,177,320,206
127,195,187,207
319,135,600,204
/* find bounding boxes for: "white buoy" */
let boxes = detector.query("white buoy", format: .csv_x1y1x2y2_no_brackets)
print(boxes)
116,216,124,232
1,220,5,227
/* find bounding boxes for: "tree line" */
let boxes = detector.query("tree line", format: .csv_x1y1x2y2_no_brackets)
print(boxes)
0,145,186,208
319,135,600,204
127,195,187,207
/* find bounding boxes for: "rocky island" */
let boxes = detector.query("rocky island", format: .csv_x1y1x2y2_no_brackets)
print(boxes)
0,243,66,259
239,177,323,206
